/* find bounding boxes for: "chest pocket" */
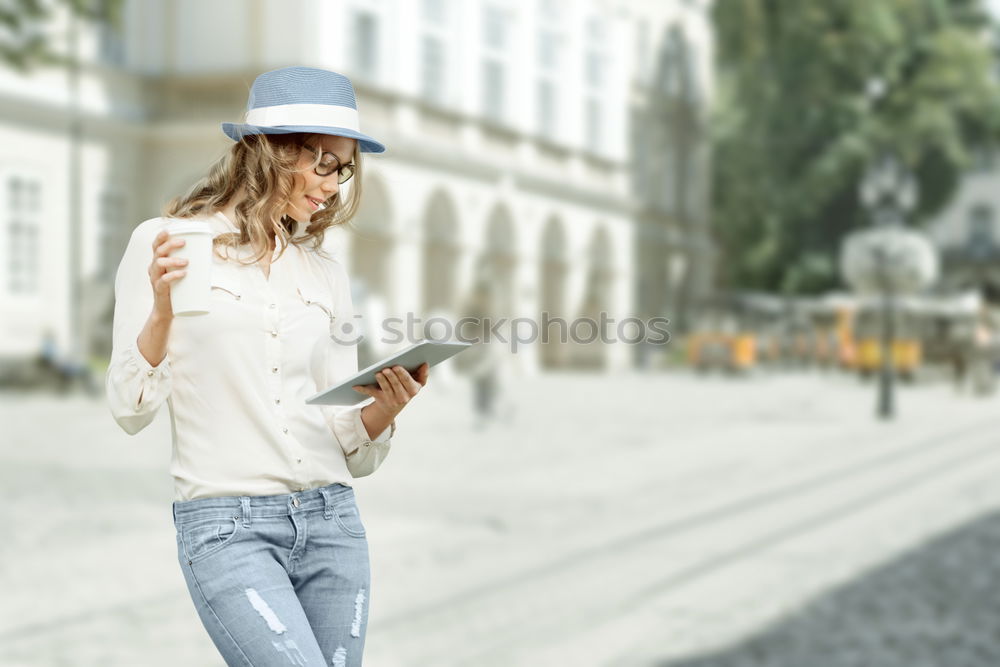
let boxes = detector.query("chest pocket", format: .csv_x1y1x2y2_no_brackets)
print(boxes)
210,261,243,301
297,284,338,338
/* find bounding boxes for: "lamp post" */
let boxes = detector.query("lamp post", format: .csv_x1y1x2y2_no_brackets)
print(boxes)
840,153,937,419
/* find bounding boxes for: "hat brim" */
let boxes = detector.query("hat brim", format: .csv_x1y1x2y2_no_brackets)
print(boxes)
221,123,386,153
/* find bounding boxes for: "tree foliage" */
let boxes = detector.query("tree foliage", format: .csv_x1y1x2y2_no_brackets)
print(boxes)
711,0,1000,294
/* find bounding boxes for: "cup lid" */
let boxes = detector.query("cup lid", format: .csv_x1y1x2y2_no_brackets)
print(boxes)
166,219,213,235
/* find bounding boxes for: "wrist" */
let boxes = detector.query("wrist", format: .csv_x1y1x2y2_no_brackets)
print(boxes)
362,402,397,422
150,308,174,327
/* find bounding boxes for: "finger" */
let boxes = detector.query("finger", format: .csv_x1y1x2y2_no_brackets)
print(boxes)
151,230,168,251
392,366,422,394
381,370,408,404
384,367,410,400
162,270,187,283
374,370,394,399
416,362,430,386
155,237,185,258
153,270,187,294
156,257,188,270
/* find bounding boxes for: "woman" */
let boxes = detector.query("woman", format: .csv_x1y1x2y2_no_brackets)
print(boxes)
105,66,428,666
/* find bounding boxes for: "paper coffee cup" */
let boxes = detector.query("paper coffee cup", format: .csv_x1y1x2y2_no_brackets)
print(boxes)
167,220,213,317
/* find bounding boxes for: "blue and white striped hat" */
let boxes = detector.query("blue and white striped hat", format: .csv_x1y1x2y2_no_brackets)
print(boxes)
222,66,386,153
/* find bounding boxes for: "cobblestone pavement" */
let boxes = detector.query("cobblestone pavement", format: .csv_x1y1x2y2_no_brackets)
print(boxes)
2,370,1000,666
654,510,1000,667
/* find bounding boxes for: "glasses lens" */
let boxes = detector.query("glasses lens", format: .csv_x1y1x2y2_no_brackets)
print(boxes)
338,164,355,185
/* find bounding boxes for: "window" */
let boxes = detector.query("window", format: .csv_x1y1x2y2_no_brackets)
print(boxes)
6,175,41,295
635,20,650,84
422,36,445,103
536,1,563,138
538,0,560,21
96,0,125,67
538,30,558,69
482,59,505,122
422,0,446,23
481,4,511,122
968,205,995,258
483,5,508,49
98,191,125,281
537,79,556,137
421,0,449,104
582,13,608,151
661,28,697,105
351,10,379,80
585,97,601,151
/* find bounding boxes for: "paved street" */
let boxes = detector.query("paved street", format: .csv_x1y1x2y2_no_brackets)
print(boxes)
2,369,1000,666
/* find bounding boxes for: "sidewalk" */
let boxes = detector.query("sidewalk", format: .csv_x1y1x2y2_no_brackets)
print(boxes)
1,370,999,666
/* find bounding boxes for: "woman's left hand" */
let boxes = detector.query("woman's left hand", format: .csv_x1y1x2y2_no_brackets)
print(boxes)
353,362,429,420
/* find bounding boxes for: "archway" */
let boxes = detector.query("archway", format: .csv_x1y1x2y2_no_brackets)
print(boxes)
421,189,460,315
539,216,569,368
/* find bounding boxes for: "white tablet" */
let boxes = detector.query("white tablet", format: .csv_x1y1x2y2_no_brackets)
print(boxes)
305,340,473,406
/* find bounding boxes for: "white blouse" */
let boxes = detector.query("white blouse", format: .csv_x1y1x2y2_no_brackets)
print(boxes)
105,211,394,502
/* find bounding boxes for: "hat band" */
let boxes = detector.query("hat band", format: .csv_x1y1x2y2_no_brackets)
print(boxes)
244,103,360,131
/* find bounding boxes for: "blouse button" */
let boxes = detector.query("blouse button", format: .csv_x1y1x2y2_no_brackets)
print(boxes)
146,370,154,377
272,367,278,373
269,303,276,309
282,427,289,434
270,331,278,338
275,398,281,405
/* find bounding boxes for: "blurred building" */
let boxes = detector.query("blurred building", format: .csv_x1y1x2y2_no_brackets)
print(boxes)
0,0,713,375
925,148,1000,303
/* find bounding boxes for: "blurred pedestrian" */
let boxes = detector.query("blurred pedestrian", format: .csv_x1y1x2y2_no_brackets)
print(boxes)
971,312,996,396
35,328,97,395
105,67,428,666
948,319,972,393
421,307,460,390
455,279,510,429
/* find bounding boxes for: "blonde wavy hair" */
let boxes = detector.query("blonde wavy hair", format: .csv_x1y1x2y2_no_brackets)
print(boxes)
162,132,364,264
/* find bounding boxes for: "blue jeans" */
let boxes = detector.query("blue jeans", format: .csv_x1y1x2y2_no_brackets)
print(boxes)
172,483,371,666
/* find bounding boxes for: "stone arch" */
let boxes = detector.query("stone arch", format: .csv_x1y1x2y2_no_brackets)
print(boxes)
473,203,518,319
573,225,614,369
421,188,461,314
539,215,570,368
348,173,395,303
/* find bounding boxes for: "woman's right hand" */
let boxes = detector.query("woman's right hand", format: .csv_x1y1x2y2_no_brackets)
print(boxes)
149,230,188,319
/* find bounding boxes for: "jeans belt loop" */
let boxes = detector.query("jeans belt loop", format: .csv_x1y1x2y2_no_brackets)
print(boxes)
240,497,252,527
320,488,333,520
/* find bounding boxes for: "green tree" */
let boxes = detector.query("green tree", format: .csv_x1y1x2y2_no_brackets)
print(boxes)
0,0,122,71
712,0,1000,294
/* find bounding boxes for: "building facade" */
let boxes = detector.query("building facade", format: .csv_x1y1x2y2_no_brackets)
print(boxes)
925,149,1000,302
0,0,713,375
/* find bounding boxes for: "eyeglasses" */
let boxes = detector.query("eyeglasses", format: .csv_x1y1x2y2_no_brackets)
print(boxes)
302,144,356,184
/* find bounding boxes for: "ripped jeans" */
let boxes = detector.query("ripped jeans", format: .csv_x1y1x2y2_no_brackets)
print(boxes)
172,483,370,666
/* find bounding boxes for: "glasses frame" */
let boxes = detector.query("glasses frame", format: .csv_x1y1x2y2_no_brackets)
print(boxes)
301,143,356,185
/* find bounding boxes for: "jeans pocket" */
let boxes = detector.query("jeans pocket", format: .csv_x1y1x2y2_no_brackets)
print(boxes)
332,500,366,538
179,515,241,564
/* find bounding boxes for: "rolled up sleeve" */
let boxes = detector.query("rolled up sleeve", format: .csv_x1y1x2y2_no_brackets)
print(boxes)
105,220,172,435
